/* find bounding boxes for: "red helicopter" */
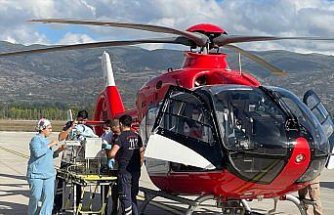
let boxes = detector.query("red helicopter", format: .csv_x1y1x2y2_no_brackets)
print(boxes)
1,19,334,214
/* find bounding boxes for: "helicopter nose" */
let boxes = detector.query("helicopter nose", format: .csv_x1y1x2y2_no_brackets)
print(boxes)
292,137,311,166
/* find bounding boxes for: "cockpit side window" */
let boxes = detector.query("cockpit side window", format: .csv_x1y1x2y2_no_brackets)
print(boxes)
146,106,159,138
159,93,215,146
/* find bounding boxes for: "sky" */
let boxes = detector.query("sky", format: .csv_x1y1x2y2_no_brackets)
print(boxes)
2,0,334,55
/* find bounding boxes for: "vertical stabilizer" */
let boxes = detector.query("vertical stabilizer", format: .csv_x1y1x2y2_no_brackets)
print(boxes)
102,51,116,87
94,51,125,129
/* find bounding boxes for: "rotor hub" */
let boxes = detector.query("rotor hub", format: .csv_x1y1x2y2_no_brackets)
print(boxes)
187,24,227,51
186,23,226,35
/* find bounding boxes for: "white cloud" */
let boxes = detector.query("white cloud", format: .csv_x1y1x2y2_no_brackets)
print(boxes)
0,26,49,45
4,36,17,44
0,0,96,45
58,33,95,45
79,0,96,17
1,0,334,54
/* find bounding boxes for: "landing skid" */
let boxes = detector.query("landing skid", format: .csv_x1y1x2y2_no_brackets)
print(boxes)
268,195,306,215
139,187,306,215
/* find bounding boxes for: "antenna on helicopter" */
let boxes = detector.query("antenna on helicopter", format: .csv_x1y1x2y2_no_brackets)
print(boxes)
238,52,242,75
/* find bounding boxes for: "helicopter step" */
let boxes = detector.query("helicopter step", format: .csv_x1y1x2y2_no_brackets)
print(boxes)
139,187,307,215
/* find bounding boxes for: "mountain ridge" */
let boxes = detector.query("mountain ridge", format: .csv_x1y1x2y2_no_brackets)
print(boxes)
0,41,333,113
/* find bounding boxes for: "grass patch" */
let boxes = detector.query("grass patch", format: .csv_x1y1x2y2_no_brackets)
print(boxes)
0,119,66,132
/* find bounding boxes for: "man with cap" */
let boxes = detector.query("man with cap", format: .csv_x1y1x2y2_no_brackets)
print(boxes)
27,118,65,215
58,109,96,141
54,109,96,211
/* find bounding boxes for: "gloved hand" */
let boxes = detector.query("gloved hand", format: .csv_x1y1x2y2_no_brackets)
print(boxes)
102,142,112,150
108,159,116,169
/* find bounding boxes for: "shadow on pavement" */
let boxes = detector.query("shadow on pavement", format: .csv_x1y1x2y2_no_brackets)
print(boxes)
0,172,27,181
0,172,29,213
0,201,28,214
0,187,29,198
320,181,334,190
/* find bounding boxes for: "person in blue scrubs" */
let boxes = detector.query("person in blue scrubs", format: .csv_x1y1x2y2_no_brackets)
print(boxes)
27,118,65,215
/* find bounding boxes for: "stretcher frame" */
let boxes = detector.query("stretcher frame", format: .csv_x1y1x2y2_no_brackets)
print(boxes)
56,168,117,215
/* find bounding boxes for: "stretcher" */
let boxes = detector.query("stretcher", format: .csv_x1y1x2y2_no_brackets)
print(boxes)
56,168,117,215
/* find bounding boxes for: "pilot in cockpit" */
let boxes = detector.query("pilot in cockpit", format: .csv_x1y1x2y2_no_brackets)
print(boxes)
182,107,203,139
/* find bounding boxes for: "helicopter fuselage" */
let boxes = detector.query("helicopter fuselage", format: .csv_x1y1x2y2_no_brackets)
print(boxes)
144,83,329,199
92,51,330,200
134,52,330,199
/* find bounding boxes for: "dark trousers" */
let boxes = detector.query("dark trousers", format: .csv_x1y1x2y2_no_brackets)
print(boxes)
104,182,119,215
118,171,140,215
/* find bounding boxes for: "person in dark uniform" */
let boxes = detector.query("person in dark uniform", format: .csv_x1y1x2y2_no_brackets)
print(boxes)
108,115,145,215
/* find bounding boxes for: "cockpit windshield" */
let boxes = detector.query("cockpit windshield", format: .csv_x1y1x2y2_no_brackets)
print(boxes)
212,86,288,155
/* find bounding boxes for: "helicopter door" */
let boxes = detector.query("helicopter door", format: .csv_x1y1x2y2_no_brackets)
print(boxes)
141,104,171,176
303,90,334,169
145,86,222,170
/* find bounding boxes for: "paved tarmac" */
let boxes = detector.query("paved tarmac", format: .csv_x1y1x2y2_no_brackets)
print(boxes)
0,131,333,215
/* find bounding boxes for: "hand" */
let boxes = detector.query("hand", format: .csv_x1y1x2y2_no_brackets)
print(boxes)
59,144,66,151
63,121,74,131
50,140,58,146
102,143,112,150
48,139,58,148
72,120,78,127
66,120,77,130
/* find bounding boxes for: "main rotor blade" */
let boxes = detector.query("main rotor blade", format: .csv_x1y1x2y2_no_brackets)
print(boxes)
224,44,287,76
30,18,208,47
0,37,193,57
214,35,334,46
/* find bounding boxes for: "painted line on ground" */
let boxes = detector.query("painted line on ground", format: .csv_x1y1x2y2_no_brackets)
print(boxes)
0,145,29,159
0,159,23,175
